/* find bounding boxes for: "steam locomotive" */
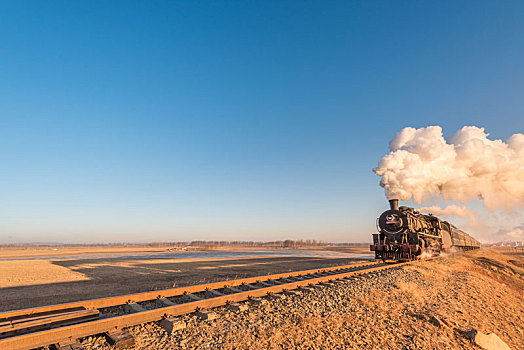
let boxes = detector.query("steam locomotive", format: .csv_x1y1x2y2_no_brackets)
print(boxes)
370,199,480,260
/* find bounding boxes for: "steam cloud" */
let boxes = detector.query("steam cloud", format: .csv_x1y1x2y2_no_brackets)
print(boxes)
417,205,476,220
373,126,524,211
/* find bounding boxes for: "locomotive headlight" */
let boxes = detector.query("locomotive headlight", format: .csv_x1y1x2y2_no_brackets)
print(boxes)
386,215,398,224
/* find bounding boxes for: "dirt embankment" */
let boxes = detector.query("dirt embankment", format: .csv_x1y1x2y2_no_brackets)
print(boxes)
79,249,523,350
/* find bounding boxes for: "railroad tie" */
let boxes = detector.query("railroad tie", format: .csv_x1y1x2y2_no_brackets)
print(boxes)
207,290,225,297
284,290,302,296
125,302,146,313
225,286,243,293
105,331,135,349
186,293,203,301
159,317,186,334
54,342,85,350
158,298,176,306
250,297,268,305
258,281,272,287
321,282,336,287
195,310,217,321
268,293,286,300
290,276,305,281
227,303,248,312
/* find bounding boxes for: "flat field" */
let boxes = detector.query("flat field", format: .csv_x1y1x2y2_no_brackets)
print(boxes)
0,246,368,311
0,246,171,259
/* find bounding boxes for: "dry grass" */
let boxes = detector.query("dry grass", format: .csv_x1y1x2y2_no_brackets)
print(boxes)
0,260,89,287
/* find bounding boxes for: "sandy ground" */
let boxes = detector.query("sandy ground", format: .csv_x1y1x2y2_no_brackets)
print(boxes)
74,248,522,350
0,260,90,288
0,246,172,259
0,255,365,311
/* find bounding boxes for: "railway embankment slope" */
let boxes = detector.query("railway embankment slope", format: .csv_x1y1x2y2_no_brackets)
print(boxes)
81,249,523,349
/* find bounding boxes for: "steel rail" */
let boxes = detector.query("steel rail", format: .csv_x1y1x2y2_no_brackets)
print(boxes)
0,260,420,350
0,262,411,350
0,261,380,321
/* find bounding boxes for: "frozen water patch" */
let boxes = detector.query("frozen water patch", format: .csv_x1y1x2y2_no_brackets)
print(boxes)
0,249,374,261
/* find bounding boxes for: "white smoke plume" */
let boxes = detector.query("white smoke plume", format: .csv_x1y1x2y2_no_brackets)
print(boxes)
417,205,477,221
373,126,524,211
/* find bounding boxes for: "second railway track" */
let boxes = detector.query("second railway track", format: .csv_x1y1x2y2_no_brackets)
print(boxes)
0,259,427,350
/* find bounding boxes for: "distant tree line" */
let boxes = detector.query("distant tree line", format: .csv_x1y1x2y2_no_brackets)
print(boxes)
0,241,369,248
187,240,368,248
187,240,326,248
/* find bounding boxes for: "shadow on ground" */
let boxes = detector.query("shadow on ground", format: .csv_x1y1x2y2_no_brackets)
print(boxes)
0,256,363,311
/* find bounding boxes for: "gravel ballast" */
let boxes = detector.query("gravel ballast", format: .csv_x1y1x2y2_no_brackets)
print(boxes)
81,249,523,349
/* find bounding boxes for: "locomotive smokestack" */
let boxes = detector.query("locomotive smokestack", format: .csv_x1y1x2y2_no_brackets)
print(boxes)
389,199,399,211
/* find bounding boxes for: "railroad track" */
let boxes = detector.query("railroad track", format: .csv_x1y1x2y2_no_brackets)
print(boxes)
0,259,421,350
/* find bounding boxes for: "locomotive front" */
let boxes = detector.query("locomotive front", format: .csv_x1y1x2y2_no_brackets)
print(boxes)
371,199,434,260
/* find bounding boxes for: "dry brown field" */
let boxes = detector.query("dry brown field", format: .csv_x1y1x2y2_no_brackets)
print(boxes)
0,246,171,259
0,246,368,311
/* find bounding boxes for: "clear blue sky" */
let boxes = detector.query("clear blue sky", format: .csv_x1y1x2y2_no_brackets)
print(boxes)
1,1,523,243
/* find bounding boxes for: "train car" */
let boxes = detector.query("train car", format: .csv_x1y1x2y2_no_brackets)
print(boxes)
370,199,480,260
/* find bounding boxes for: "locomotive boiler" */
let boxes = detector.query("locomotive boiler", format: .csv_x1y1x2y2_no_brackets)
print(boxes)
370,199,480,260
